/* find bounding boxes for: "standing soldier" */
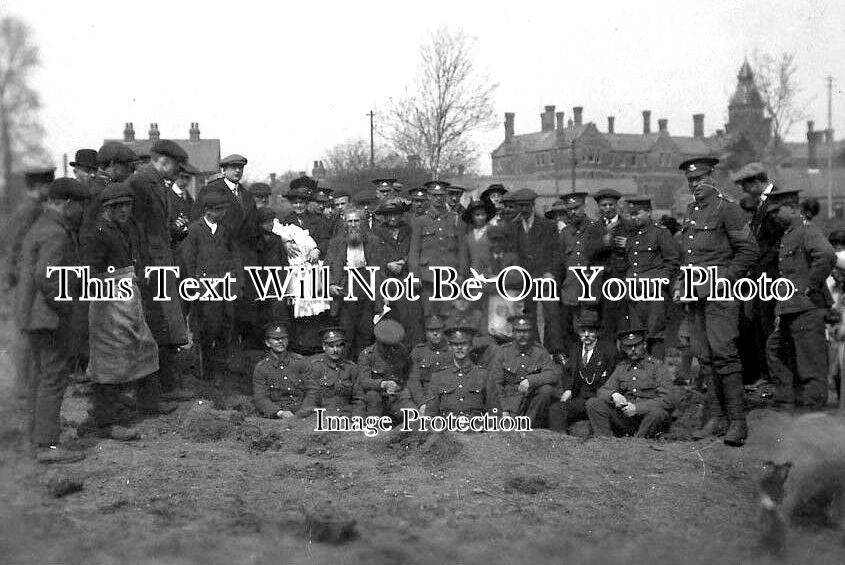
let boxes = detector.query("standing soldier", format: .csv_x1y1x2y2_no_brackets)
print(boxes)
731,162,784,387
409,181,467,317
489,314,561,428
594,189,634,340
407,315,454,406
128,139,190,406
300,327,361,417
765,190,835,411
357,319,417,418
408,187,429,218
446,185,466,216
423,323,498,418
252,323,311,419
678,157,758,447
624,196,680,360
16,179,87,463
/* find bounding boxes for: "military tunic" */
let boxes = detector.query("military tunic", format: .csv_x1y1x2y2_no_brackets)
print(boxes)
426,361,498,417
767,219,835,409
407,342,454,404
409,208,467,316
489,343,560,425
300,354,359,415
252,350,311,418
357,344,416,417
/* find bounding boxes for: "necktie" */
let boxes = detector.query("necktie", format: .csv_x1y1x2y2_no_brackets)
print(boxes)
582,347,589,366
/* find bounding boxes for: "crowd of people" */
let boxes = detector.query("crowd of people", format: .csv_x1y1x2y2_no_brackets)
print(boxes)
7,139,844,464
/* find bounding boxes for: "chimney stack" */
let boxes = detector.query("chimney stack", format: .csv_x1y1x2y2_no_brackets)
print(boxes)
642,110,651,134
541,105,555,132
573,106,583,126
693,114,704,138
123,122,135,142
607,116,615,134
555,112,564,132
658,118,668,133
504,112,515,142
189,122,201,141
148,123,160,141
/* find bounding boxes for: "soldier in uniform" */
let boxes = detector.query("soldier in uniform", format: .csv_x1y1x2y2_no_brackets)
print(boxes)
300,327,361,417
731,162,784,386
624,196,680,360
408,187,429,218
423,323,499,418
489,314,561,428
586,328,675,438
765,189,835,411
351,189,378,229
16,179,87,464
552,310,618,433
409,181,467,317
253,323,311,419
677,157,759,447
374,178,399,203
593,188,634,340
559,192,605,347
70,149,98,187
407,315,454,405
357,319,417,419
446,184,466,216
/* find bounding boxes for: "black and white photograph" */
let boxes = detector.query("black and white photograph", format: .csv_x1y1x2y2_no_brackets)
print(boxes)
1,1,844,563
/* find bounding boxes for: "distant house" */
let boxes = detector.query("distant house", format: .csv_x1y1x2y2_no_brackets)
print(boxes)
104,122,221,196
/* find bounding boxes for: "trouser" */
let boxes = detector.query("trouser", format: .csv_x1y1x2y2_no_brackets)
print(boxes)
600,296,626,344
558,304,579,348
548,395,591,432
385,288,424,348
585,397,669,438
628,298,668,360
193,301,233,380
27,330,70,447
689,299,745,422
421,281,455,318
503,384,557,429
767,308,828,409
363,389,416,421
91,377,161,427
338,299,374,361
529,300,563,354
12,329,33,400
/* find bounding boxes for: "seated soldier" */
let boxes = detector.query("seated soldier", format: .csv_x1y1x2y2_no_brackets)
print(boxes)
423,323,499,418
489,314,561,428
252,322,311,419
300,327,361,417
357,319,416,420
551,310,618,433
586,328,676,438
408,315,453,406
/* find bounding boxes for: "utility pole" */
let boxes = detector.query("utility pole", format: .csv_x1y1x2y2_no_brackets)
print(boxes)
367,110,375,170
826,75,834,218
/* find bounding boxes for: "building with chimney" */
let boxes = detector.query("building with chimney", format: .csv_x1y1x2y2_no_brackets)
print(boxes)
104,122,221,195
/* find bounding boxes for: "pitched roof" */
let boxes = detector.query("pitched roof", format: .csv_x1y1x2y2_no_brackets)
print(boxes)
491,124,589,158
672,136,723,156
782,140,845,161
102,138,222,174
605,133,660,152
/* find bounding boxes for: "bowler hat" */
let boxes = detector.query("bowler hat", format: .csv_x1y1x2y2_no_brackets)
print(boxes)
70,149,98,171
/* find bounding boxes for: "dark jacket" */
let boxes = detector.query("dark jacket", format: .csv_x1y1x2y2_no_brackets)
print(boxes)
775,219,835,316
561,340,618,400
595,215,635,279
371,222,413,279
82,216,141,275
280,210,331,257
426,362,499,417
515,214,562,279
597,357,676,415
180,218,242,279
194,178,259,264
252,350,311,417
409,208,467,282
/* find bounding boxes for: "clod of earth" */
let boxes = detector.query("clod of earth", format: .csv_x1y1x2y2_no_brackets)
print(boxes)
304,501,357,544
47,476,84,498
505,475,551,495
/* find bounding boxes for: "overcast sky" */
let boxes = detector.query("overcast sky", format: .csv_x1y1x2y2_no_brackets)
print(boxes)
5,0,845,181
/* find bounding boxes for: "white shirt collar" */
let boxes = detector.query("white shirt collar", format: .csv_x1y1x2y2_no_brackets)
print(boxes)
204,216,218,234
224,178,238,193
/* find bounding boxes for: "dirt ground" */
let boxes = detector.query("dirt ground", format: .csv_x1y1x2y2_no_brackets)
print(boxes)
1,313,844,564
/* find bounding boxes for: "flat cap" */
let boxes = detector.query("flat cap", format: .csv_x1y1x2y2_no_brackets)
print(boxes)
507,314,534,331
627,196,653,211
179,162,200,175
574,310,601,328
424,315,446,330
423,180,450,195
731,162,767,183
511,188,538,202
373,319,405,345
100,182,134,206
562,192,589,208
375,197,410,215
256,207,278,224
151,140,188,163
220,154,248,167
766,189,801,210
264,322,289,338
593,188,622,202
48,178,87,201
544,199,569,219
23,167,56,186
70,149,98,170
98,142,136,166
320,326,346,344
203,190,231,209
461,199,495,224
289,175,318,191
678,156,719,178
250,182,272,197
617,328,646,346
481,184,508,201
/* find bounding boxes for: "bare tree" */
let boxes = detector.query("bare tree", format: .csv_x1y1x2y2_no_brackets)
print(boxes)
752,50,808,164
323,138,373,176
0,15,45,208
384,27,498,179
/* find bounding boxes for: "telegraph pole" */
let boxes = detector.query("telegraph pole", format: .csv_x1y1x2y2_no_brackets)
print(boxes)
367,110,375,169
827,75,834,218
